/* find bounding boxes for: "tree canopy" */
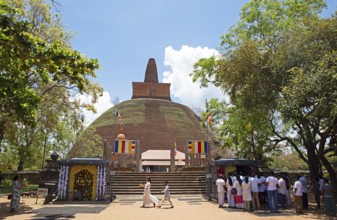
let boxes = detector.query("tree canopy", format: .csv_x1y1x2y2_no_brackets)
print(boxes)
0,0,103,170
192,0,337,192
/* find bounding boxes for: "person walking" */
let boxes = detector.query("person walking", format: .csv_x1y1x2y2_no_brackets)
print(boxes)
242,176,252,211
216,174,225,208
293,175,303,214
266,171,279,213
299,174,308,209
141,177,159,208
10,175,22,213
158,180,173,208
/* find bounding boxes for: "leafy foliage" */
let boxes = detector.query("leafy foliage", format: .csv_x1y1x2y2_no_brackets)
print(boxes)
191,0,337,185
67,126,103,158
0,0,103,170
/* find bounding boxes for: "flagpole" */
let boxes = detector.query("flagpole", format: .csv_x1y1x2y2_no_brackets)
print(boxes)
205,99,212,201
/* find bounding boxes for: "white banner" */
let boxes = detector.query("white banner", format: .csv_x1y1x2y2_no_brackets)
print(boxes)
37,188,48,196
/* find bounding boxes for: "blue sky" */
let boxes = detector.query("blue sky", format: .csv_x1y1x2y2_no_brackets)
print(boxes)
56,0,336,125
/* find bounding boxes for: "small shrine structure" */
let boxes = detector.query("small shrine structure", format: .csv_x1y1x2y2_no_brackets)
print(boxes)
57,158,109,201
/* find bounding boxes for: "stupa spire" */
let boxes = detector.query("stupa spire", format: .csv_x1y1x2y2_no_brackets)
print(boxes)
131,58,171,100
144,58,158,83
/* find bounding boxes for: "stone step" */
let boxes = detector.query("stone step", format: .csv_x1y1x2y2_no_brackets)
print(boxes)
109,182,205,186
109,187,206,193
109,190,206,195
112,174,205,177
109,171,206,195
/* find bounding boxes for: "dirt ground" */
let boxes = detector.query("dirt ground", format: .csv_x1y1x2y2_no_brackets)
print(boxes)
0,194,336,220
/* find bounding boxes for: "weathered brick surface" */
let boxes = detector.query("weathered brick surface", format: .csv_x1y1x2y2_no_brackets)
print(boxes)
89,58,216,157
93,98,213,154
132,82,171,100
144,58,158,83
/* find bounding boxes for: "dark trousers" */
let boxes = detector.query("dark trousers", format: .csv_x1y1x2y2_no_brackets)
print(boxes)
259,191,267,204
279,193,286,208
314,191,321,208
302,192,308,209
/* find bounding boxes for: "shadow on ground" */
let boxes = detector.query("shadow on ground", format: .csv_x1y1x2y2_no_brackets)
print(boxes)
0,200,34,218
0,200,109,220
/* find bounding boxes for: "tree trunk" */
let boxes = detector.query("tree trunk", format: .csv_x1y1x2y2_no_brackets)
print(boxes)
306,144,321,181
0,120,5,144
251,132,258,160
17,161,24,171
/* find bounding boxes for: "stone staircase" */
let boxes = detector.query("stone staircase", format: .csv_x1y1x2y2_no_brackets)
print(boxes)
107,171,206,195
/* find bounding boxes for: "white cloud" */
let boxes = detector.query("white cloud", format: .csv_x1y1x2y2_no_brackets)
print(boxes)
162,45,224,112
77,91,113,126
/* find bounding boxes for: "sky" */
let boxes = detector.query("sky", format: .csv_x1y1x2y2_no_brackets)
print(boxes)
56,0,337,126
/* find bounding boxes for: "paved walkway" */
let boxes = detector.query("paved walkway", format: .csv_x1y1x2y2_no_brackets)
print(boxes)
0,195,332,220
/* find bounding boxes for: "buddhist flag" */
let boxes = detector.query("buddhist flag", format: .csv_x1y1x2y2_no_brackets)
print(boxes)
188,141,208,154
206,111,213,124
114,140,136,154
205,100,213,125
115,110,122,124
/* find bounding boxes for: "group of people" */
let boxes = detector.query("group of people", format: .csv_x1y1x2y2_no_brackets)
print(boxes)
216,171,336,216
141,177,174,209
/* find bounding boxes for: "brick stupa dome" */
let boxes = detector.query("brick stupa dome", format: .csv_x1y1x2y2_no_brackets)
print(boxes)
88,58,214,153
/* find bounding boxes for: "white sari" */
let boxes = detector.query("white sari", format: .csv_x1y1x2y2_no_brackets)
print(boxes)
143,182,159,205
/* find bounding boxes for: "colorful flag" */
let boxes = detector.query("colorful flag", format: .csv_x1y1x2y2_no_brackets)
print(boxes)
114,140,136,154
115,109,122,118
207,114,213,125
188,141,208,154
205,100,213,125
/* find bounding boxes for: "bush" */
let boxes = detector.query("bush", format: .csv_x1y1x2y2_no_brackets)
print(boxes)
23,184,38,192
0,179,12,193
0,179,38,193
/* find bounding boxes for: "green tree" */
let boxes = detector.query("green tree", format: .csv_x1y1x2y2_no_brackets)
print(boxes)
0,0,103,170
192,0,337,193
67,126,103,158
269,150,308,171
203,98,276,161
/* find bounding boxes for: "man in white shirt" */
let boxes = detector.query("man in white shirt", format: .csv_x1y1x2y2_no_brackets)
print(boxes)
299,174,308,209
216,174,225,208
293,175,303,214
257,172,266,205
250,173,260,210
278,173,287,209
266,171,279,213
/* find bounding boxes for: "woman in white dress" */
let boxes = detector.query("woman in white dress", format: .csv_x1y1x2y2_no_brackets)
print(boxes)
242,176,252,211
142,177,159,207
226,175,235,208
233,175,244,209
